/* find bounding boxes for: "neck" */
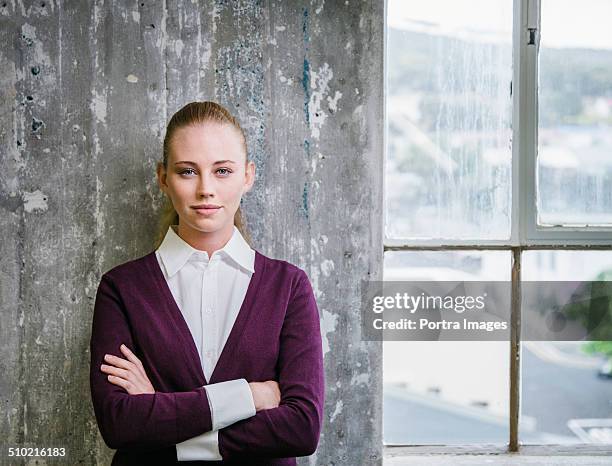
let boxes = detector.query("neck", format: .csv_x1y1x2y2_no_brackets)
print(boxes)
177,221,234,257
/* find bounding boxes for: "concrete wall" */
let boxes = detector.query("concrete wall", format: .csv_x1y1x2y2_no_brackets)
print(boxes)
0,1,383,464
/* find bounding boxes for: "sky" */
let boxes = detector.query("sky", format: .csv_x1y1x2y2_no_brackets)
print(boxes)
387,0,612,50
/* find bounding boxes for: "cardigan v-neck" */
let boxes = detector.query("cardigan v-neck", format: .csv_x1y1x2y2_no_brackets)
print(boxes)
147,249,265,386
90,247,325,465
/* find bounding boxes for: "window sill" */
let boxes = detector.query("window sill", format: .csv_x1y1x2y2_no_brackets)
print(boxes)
384,444,612,465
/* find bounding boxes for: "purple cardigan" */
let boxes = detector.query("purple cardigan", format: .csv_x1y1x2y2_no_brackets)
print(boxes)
89,249,325,465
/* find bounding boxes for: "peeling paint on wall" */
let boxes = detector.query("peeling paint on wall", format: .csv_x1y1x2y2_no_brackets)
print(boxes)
22,190,48,213
90,93,107,124
320,259,334,277
307,62,341,140
330,399,343,423
351,371,370,387
321,309,339,356
315,0,325,15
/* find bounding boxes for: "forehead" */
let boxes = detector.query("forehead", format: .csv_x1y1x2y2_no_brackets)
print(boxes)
169,122,244,162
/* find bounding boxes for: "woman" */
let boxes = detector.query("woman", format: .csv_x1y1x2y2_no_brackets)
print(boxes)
89,101,325,465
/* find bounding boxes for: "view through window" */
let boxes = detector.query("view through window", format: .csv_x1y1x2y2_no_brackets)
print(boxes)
384,0,612,447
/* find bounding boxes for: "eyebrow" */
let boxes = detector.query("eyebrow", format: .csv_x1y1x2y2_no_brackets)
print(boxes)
174,160,237,166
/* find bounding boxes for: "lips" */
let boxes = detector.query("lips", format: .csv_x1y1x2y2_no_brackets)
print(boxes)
191,205,222,216
192,204,221,210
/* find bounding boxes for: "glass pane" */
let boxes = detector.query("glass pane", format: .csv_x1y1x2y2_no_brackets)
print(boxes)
521,251,612,444
538,0,612,226
386,0,513,240
383,250,511,444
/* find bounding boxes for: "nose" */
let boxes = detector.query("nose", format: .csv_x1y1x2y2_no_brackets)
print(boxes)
196,172,216,198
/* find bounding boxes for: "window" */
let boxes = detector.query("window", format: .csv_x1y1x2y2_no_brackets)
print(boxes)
384,0,612,453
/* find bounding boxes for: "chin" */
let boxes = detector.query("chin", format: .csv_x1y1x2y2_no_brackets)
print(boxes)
192,219,219,231
191,216,227,232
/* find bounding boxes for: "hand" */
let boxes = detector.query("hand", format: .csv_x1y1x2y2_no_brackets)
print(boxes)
248,380,280,411
100,344,155,395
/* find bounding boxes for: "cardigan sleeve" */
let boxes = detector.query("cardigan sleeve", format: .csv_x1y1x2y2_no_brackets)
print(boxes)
89,273,215,451
176,379,256,461
217,268,326,459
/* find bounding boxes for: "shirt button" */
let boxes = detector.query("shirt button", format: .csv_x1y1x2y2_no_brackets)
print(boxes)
205,350,214,359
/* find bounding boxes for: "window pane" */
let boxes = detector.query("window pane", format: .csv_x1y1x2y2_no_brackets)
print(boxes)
386,1,512,240
538,0,612,226
383,250,510,444
521,251,612,444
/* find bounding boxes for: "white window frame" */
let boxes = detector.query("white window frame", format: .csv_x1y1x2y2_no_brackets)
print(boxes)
383,0,612,456
518,0,612,245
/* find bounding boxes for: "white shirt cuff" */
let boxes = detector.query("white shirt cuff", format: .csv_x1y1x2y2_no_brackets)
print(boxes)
204,378,256,430
176,429,222,461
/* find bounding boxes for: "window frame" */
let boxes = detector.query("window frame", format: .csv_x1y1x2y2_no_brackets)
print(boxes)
383,0,612,455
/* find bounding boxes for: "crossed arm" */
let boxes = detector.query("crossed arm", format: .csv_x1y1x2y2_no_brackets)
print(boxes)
89,270,325,460
98,343,281,460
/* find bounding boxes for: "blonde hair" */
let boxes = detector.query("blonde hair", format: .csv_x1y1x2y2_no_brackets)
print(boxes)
153,101,253,250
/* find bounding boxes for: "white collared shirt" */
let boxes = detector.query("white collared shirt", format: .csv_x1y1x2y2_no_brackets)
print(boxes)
155,224,257,461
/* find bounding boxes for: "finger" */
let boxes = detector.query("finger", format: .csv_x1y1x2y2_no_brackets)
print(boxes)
100,364,131,380
107,374,131,391
104,354,135,371
120,344,142,366
119,344,146,376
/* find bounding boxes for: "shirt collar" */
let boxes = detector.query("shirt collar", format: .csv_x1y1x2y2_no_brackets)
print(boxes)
156,224,255,278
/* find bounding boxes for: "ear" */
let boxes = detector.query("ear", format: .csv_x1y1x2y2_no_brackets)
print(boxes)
242,160,256,194
156,162,168,194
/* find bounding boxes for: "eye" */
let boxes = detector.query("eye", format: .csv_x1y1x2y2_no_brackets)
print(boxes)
179,168,196,176
216,168,233,176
